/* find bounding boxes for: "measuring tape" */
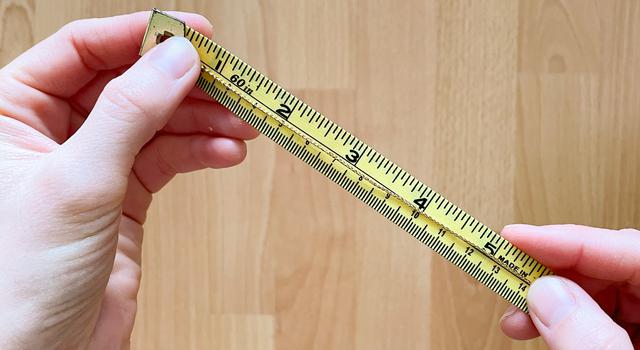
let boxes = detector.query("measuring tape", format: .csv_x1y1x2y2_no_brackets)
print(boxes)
141,9,552,312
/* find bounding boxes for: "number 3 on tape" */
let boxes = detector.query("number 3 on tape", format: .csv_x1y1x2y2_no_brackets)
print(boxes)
140,9,553,313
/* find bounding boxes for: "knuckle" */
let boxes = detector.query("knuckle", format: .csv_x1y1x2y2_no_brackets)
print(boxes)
561,223,581,230
59,18,88,33
597,327,631,350
61,19,110,70
100,79,157,128
618,227,640,235
191,14,214,36
571,316,632,350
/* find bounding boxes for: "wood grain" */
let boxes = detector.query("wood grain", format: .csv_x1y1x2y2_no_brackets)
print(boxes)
1,0,638,349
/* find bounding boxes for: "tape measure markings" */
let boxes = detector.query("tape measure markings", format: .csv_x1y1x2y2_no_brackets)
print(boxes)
195,34,542,282
141,9,553,313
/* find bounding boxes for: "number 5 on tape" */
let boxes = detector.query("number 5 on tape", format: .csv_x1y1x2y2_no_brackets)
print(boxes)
141,9,552,313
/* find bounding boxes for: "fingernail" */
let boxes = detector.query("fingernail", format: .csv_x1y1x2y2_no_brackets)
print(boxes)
148,36,196,78
527,277,576,327
500,305,518,323
502,224,535,232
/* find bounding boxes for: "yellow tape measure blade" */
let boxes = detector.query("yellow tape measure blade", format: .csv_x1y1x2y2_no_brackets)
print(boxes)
141,9,552,313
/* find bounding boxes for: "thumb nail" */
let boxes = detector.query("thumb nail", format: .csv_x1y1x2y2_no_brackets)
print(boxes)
147,36,197,79
500,305,519,323
527,277,577,327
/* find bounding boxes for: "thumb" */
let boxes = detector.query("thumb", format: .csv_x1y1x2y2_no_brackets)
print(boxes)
527,276,632,350
62,36,200,176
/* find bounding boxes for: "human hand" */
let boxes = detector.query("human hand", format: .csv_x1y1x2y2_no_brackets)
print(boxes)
499,225,639,349
0,11,258,349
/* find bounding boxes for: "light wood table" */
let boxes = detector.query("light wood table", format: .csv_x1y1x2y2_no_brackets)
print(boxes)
2,1,638,349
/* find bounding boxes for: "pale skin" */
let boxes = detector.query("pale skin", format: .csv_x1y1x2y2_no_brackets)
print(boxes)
0,10,637,350
0,11,257,349
499,225,639,349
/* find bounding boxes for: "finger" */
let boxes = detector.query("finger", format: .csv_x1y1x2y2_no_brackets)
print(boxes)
61,36,200,181
0,12,211,142
163,98,259,139
527,276,633,350
543,270,621,315
71,68,210,117
499,306,539,340
552,270,614,296
2,11,212,98
501,224,640,285
72,74,258,140
122,172,152,225
133,134,246,193
70,68,123,117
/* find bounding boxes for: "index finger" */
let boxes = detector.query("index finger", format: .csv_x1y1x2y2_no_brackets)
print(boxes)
501,224,640,285
2,11,212,98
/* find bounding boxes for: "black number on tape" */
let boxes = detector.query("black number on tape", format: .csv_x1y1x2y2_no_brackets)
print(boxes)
345,149,361,164
230,74,246,88
484,242,497,255
413,197,428,210
276,103,292,119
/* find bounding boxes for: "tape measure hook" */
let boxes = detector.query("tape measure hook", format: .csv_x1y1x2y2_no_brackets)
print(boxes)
140,9,186,56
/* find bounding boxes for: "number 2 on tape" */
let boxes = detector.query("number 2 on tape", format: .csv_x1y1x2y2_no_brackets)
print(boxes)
140,9,553,313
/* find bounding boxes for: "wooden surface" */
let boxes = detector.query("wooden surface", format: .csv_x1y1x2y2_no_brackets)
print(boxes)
2,0,639,349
